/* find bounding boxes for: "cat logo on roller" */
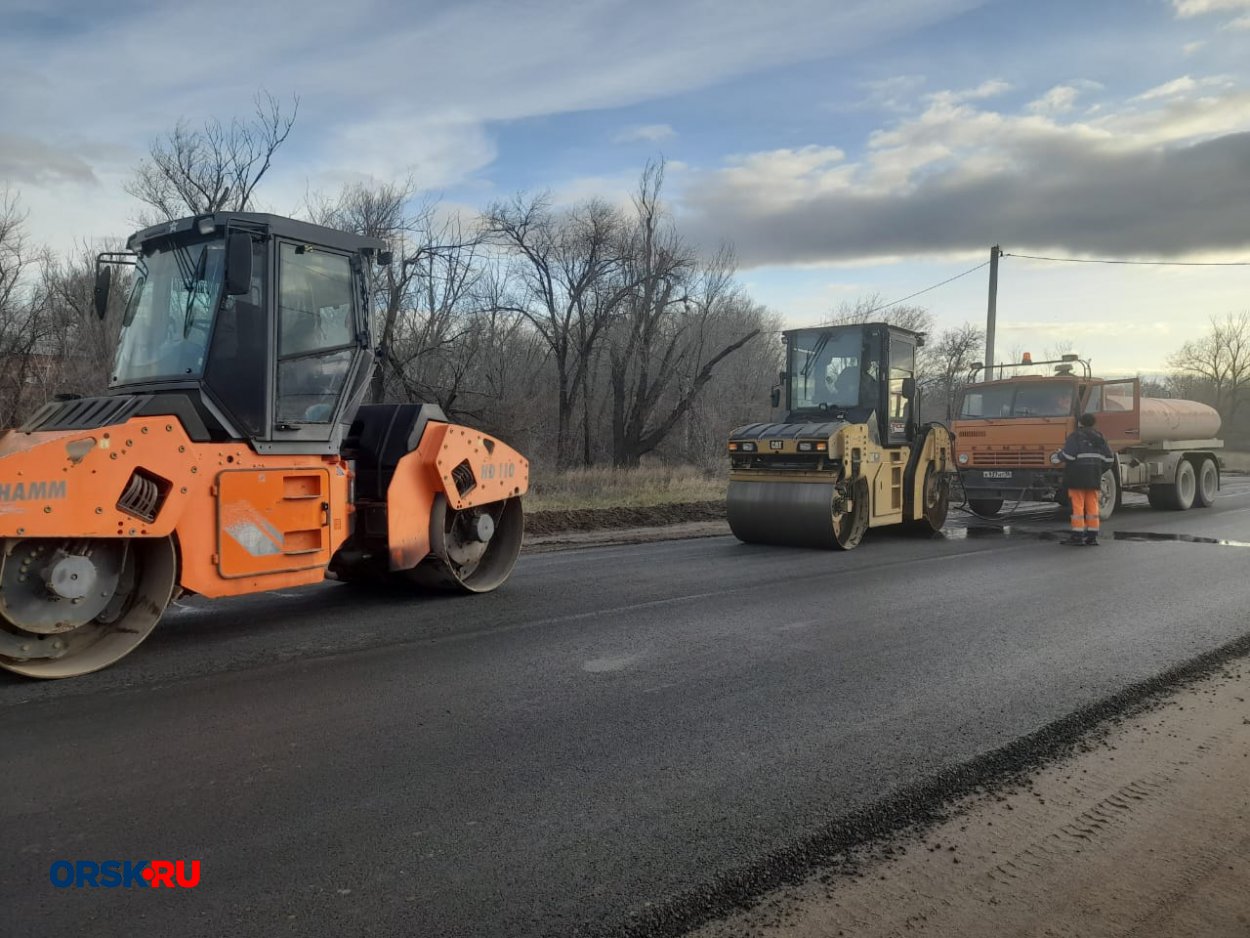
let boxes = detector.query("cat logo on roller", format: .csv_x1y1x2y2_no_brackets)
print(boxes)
726,322,952,550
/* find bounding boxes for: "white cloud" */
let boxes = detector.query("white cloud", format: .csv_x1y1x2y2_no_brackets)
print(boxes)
613,124,677,144
926,78,1011,107
1230,13,1250,26
855,75,927,112
0,0,985,253
1136,76,1198,100
1028,85,1081,115
999,320,1172,337
679,77,1250,267
1172,0,1250,16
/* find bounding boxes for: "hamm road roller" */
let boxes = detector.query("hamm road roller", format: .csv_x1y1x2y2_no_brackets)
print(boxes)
0,212,527,678
727,322,951,549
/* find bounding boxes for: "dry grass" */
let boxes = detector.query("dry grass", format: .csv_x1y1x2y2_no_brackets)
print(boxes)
1222,451,1250,472
525,464,727,511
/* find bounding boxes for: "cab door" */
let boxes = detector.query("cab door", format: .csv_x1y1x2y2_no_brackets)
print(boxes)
885,333,915,446
272,241,370,448
1086,378,1140,448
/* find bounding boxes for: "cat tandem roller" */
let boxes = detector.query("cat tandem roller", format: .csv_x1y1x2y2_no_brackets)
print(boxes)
0,212,527,678
727,322,952,549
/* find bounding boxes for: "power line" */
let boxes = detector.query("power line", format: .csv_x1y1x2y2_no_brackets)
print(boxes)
862,260,991,315
1003,252,1250,267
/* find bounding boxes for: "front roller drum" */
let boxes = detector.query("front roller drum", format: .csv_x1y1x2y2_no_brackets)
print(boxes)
405,495,524,592
0,536,177,679
728,479,869,550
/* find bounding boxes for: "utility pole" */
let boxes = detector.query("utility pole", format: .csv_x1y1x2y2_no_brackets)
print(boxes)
984,245,1001,381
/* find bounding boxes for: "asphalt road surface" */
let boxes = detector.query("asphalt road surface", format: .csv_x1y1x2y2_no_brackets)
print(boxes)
4,479,1250,938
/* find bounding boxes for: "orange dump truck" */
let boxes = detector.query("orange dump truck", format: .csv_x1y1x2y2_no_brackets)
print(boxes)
952,360,1222,520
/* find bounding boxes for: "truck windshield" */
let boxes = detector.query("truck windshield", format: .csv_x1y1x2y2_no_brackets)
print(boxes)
959,381,1075,419
789,327,865,409
112,237,226,385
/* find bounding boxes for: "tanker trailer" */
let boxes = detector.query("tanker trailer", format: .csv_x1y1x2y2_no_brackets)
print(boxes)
1120,396,1222,511
953,363,1222,519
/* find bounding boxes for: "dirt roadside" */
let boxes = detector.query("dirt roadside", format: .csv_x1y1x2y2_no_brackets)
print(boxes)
693,662,1250,938
522,500,729,552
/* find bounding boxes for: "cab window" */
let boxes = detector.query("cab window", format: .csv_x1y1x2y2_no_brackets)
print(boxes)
276,244,356,425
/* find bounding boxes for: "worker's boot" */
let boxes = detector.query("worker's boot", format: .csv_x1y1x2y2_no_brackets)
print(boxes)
1061,532,1086,546
1084,533,1100,546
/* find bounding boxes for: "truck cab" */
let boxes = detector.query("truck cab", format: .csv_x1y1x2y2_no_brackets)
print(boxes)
953,368,1141,519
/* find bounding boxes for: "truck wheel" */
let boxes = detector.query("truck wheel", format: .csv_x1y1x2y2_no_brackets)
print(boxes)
1195,458,1218,508
1173,459,1197,511
967,497,1003,517
1097,467,1120,521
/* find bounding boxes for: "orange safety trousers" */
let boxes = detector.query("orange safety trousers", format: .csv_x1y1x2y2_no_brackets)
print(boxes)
1069,489,1100,533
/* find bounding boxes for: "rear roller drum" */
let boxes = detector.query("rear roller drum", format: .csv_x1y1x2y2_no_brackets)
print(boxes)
406,495,524,592
0,536,177,679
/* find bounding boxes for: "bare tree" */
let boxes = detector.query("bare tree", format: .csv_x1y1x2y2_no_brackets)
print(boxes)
825,294,934,334
918,322,984,423
126,91,298,221
1168,312,1250,430
309,180,495,408
37,243,130,396
606,163,763,466
483,194,631,468
0,192,59,425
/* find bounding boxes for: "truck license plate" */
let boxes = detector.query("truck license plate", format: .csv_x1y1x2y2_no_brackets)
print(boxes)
982,470,1013,479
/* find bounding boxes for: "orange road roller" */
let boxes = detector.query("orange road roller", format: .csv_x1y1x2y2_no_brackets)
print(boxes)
0,212,528,678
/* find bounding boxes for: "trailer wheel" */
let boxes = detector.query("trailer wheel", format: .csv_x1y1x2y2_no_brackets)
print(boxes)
1173,459,1197,510
1195,458,1218,508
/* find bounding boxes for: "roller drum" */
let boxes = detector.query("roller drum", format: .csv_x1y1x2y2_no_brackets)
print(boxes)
727,480,841,548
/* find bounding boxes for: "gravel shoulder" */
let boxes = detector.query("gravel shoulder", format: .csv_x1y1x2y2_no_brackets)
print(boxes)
694,660,1250,938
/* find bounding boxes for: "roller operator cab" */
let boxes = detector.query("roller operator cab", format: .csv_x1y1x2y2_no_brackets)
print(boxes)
0,212,528,678
727,322,952,549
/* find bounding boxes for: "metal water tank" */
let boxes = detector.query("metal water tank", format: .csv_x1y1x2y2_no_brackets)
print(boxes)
1138,398,1221,444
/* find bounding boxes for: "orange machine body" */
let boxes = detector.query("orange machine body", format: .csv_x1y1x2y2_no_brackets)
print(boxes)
0,415,528,599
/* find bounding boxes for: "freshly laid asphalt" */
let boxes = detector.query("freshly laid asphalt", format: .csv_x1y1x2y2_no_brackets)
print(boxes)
3,480,1250,938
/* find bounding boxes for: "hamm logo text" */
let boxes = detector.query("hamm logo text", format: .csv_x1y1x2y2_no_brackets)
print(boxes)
0,480,67,502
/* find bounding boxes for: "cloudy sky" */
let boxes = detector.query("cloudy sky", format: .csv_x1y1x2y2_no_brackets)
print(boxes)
3,0,1248,374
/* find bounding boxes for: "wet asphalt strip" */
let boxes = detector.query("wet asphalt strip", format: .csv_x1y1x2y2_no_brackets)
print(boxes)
591,630,1250,938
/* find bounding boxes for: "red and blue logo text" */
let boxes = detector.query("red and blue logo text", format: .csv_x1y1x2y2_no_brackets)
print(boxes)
49,860,201,889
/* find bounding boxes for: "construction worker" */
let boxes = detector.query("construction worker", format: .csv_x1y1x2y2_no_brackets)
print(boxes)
1053,412,1115,545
